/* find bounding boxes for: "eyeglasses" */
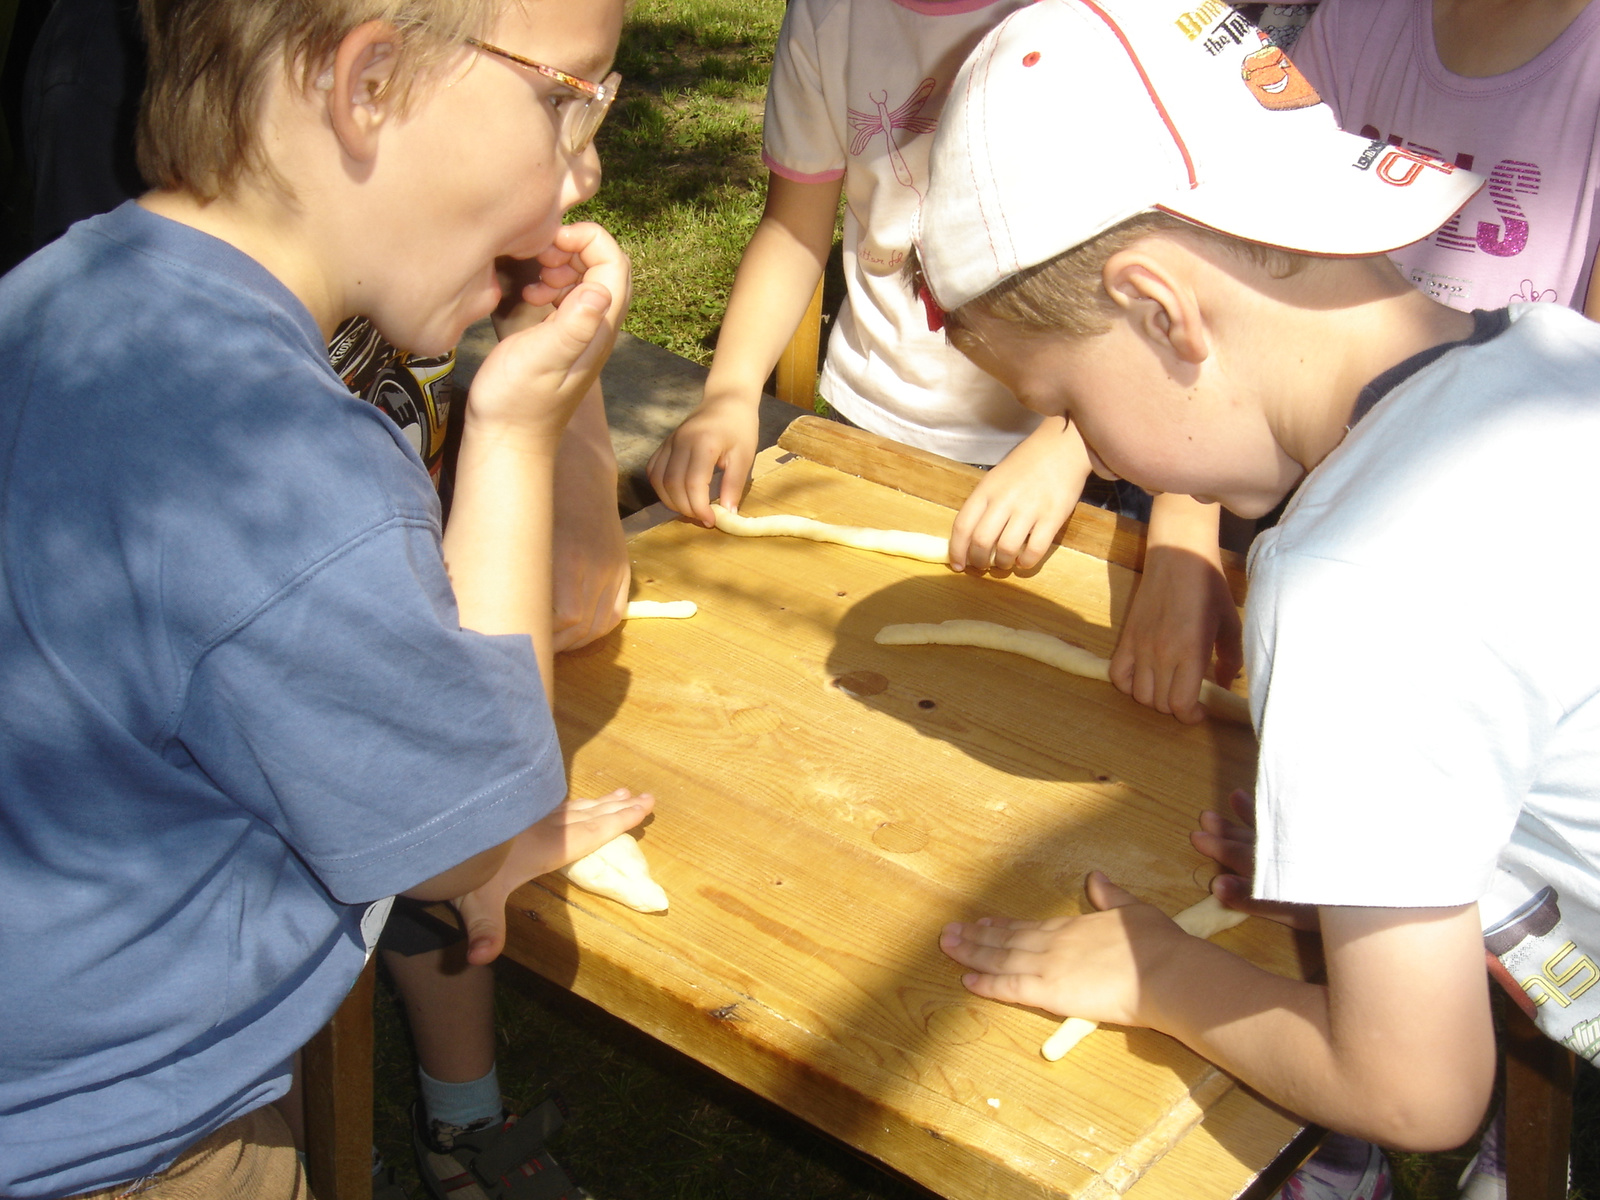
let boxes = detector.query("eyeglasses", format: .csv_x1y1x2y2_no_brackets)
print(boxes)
465,37,621,154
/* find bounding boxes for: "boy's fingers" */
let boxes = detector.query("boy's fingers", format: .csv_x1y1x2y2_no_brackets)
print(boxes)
454,891,510,966
1228,787,1258,827
1086,871,1139,911
1168,661,1208,725
1190,826,1254,877
960,969,1044,1007
719,447,754,514
1198,807,1253,842
1108,641,1135,693
1018,523,1054,571
1213,626,1245,687
939,931,1039,975
1208,873,1319,932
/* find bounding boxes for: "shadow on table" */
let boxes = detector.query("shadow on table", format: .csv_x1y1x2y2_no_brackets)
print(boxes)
791,574,1322,1187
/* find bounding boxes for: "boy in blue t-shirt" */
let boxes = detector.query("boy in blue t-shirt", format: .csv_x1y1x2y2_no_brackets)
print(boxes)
0,1,649,1195
925,0,1600,1161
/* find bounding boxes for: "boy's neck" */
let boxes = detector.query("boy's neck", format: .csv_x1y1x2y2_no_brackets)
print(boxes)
139,189,343,340
1259,259,1477,475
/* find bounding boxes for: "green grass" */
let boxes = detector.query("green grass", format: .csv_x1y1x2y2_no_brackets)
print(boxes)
569,0,786,363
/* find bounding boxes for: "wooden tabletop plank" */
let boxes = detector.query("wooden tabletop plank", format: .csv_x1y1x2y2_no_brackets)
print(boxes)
506,426,1302,1199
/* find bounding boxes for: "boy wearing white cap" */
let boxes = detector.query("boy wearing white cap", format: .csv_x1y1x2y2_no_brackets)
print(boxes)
929,0,1600,1158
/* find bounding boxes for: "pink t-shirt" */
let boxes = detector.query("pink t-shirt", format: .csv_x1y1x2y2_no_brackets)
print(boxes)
1294,0,1600,311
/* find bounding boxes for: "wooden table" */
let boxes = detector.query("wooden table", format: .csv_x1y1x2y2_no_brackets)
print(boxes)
503,417,1314,1200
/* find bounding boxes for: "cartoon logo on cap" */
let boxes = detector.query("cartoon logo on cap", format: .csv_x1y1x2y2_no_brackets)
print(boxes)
1239,33,1319,111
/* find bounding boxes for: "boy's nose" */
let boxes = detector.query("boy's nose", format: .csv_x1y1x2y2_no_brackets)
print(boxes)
561,143,603,212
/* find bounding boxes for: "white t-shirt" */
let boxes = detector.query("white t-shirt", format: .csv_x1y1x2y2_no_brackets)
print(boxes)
1246,303,1600,1059
764,0,1039,464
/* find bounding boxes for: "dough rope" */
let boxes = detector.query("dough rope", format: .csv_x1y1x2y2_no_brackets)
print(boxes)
711,504,948,564
1040,895,1246,1060
874,619,1251,725
624,600,697,619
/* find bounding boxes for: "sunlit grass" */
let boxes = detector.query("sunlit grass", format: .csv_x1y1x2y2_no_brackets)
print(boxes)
571,0,785,363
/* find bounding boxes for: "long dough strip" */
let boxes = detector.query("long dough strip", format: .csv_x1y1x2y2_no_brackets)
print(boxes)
711,504,948,564
875,619,1252,726
624,600,697,619
1040,895,1247,1060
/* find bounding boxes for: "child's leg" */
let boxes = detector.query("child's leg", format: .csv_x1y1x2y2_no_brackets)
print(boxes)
383,947,499,1125
381,905,590,1199
379,903,500,1136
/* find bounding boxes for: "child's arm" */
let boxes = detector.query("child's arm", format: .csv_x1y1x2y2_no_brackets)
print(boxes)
550,381,630,651
493,279,630,652
947,417,1094,573
940,875,1494,1150
1109,494,1242,724
647,173,842,525
430,223,652,960
1586,256,1600,321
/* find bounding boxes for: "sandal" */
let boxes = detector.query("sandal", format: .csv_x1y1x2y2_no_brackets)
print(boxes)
412,1091,592,1200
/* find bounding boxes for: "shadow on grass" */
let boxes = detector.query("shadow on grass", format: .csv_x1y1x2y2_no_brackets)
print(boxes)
372,956,941,1200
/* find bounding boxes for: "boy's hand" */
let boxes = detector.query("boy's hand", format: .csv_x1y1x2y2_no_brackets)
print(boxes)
452,788,655,965
938,872,1194,1028
1191,789,1319,931
949,417,1093,573
1110,496,1240,723
646,393,760,527
467,223,632,444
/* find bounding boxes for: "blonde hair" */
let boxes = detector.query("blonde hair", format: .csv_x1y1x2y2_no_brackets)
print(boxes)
137,0,501,200
935,211,1311,352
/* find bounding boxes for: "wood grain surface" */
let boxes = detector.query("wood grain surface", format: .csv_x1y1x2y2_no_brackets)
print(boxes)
504,425,1308,1200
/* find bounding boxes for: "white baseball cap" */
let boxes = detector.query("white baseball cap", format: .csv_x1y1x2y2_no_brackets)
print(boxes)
913,0,1484,312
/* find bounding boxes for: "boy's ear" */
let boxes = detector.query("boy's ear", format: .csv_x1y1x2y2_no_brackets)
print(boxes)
322,21,404,164
1101,249,1210,366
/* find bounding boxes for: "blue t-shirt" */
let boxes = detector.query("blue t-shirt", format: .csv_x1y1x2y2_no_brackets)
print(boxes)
0,203,565,1196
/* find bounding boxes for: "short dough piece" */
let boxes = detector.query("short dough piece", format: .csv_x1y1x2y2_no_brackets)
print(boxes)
875,619,1251,726
624,600,697,619
559,834,668,913
1040,894,1247,1060
711,504,948,564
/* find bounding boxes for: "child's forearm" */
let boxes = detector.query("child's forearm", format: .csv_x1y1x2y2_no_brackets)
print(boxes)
1146,492,1222,554
1141,905,1493,1150
443,422,558,694
556,380,618,490
1010,415,1092,468
702,174,842,405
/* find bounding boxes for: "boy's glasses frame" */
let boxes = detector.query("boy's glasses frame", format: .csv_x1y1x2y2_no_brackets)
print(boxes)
465,37,621,153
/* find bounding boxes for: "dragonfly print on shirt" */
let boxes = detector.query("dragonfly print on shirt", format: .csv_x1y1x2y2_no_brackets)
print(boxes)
847,77,939,194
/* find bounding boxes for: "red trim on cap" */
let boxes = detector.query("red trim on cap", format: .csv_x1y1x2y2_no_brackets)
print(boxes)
1078,0,1197,189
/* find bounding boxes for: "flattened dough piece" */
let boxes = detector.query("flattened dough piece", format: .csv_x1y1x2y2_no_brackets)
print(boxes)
559,834,669,913
624,600,698,619
1040,895,1247,1060
711,504,948,564
875,619,1252,726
